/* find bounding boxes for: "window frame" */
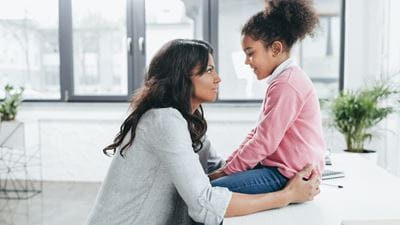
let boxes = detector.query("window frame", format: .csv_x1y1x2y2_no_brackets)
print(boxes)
21,0,344,103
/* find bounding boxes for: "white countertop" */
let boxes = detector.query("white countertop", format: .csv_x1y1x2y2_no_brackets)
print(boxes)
225,153,400,225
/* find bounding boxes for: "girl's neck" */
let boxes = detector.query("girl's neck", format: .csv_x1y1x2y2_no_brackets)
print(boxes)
276,53,290,66
271,53,290,73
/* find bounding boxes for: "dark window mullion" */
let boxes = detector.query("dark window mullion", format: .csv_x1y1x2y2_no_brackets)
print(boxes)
66,95,128,102
202,0,211,44
208,0,226,101
339,0,346,91
131,0,146,91
208,0,218,69
126,0,134,97
59,0,74,102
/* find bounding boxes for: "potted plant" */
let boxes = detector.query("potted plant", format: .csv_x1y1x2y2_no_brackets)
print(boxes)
0,85,41,199
331,83,397,153
0,84,25,148
0,84,24,121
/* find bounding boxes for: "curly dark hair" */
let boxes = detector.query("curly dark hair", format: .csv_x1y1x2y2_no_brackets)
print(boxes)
103,39,213,156
242,0,319,51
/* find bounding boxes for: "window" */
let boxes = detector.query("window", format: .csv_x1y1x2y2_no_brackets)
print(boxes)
216,0,344,100
217,0,265,100
299,1,342,99
0,0,344,102
71,0,128,96
0,0,60,100
145,0,204,65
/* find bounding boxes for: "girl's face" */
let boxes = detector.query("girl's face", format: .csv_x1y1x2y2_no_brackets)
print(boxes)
241,35,281,80
191,54,221,106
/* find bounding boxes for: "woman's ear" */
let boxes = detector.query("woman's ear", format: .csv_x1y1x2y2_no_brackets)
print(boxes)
271,41,284,57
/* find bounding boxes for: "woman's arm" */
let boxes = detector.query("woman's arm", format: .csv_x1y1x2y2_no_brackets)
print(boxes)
225,164,320,217
202,138,226,173
145,109,232,225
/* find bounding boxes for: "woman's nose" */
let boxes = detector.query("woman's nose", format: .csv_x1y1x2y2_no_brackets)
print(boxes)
215,73,221,83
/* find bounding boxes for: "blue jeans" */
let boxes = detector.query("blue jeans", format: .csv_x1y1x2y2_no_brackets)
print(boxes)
211,164,288,194
192,165,288,225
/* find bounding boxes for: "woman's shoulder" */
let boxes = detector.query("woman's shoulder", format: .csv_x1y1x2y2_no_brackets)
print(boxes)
136,107,192,152
142,107,184,120
139,107,187,131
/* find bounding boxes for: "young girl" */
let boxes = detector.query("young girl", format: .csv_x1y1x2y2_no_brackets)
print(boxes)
85,39,320,225
209,0,325,194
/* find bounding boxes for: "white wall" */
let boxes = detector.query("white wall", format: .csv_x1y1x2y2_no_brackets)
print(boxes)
14,102,345,182
344,0,384,90
16,103,263,181
345,0,400,176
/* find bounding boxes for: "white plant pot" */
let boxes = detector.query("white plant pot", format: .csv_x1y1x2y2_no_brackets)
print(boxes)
0,120,25,150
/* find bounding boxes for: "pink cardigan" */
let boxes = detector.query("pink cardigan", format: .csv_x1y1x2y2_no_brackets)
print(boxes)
223,65,325,178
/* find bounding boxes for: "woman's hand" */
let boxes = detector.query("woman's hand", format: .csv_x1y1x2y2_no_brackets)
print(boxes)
208,168,227,181
282,164,321,205
224,164,320,217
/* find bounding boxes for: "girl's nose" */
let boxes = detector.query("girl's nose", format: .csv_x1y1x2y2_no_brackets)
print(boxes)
244,56,250,65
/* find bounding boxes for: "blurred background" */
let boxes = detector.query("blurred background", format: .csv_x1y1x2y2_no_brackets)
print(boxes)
0,0,399,224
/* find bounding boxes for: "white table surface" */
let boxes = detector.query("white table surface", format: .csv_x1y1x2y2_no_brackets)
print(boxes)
224,153,400,225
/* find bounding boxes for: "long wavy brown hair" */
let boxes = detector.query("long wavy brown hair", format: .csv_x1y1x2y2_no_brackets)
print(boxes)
103,39,213,156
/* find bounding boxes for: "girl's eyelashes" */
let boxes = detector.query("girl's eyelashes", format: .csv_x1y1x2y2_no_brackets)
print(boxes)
245,51,253,57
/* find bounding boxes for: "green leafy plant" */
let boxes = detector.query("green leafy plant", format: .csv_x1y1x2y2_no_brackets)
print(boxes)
0,84,24,121
331,83,397,152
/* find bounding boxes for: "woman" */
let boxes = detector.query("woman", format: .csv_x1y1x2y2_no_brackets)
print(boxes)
85,39,320,225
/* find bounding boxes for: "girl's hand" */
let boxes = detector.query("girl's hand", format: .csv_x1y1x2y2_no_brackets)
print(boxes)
208,169,227,181
282,164,320,205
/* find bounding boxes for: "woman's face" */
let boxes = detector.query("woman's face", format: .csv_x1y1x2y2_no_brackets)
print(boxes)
241,35,280,80
191,54,221,106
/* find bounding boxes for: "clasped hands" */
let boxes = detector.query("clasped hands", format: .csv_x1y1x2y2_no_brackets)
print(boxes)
208,164,321,203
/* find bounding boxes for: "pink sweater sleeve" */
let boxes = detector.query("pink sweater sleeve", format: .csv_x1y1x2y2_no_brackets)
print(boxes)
223,82,304,175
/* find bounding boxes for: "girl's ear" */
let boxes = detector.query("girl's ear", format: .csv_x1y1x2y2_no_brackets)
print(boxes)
271,41,284,57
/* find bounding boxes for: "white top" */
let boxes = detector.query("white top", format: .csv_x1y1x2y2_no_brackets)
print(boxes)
86,108,232,225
